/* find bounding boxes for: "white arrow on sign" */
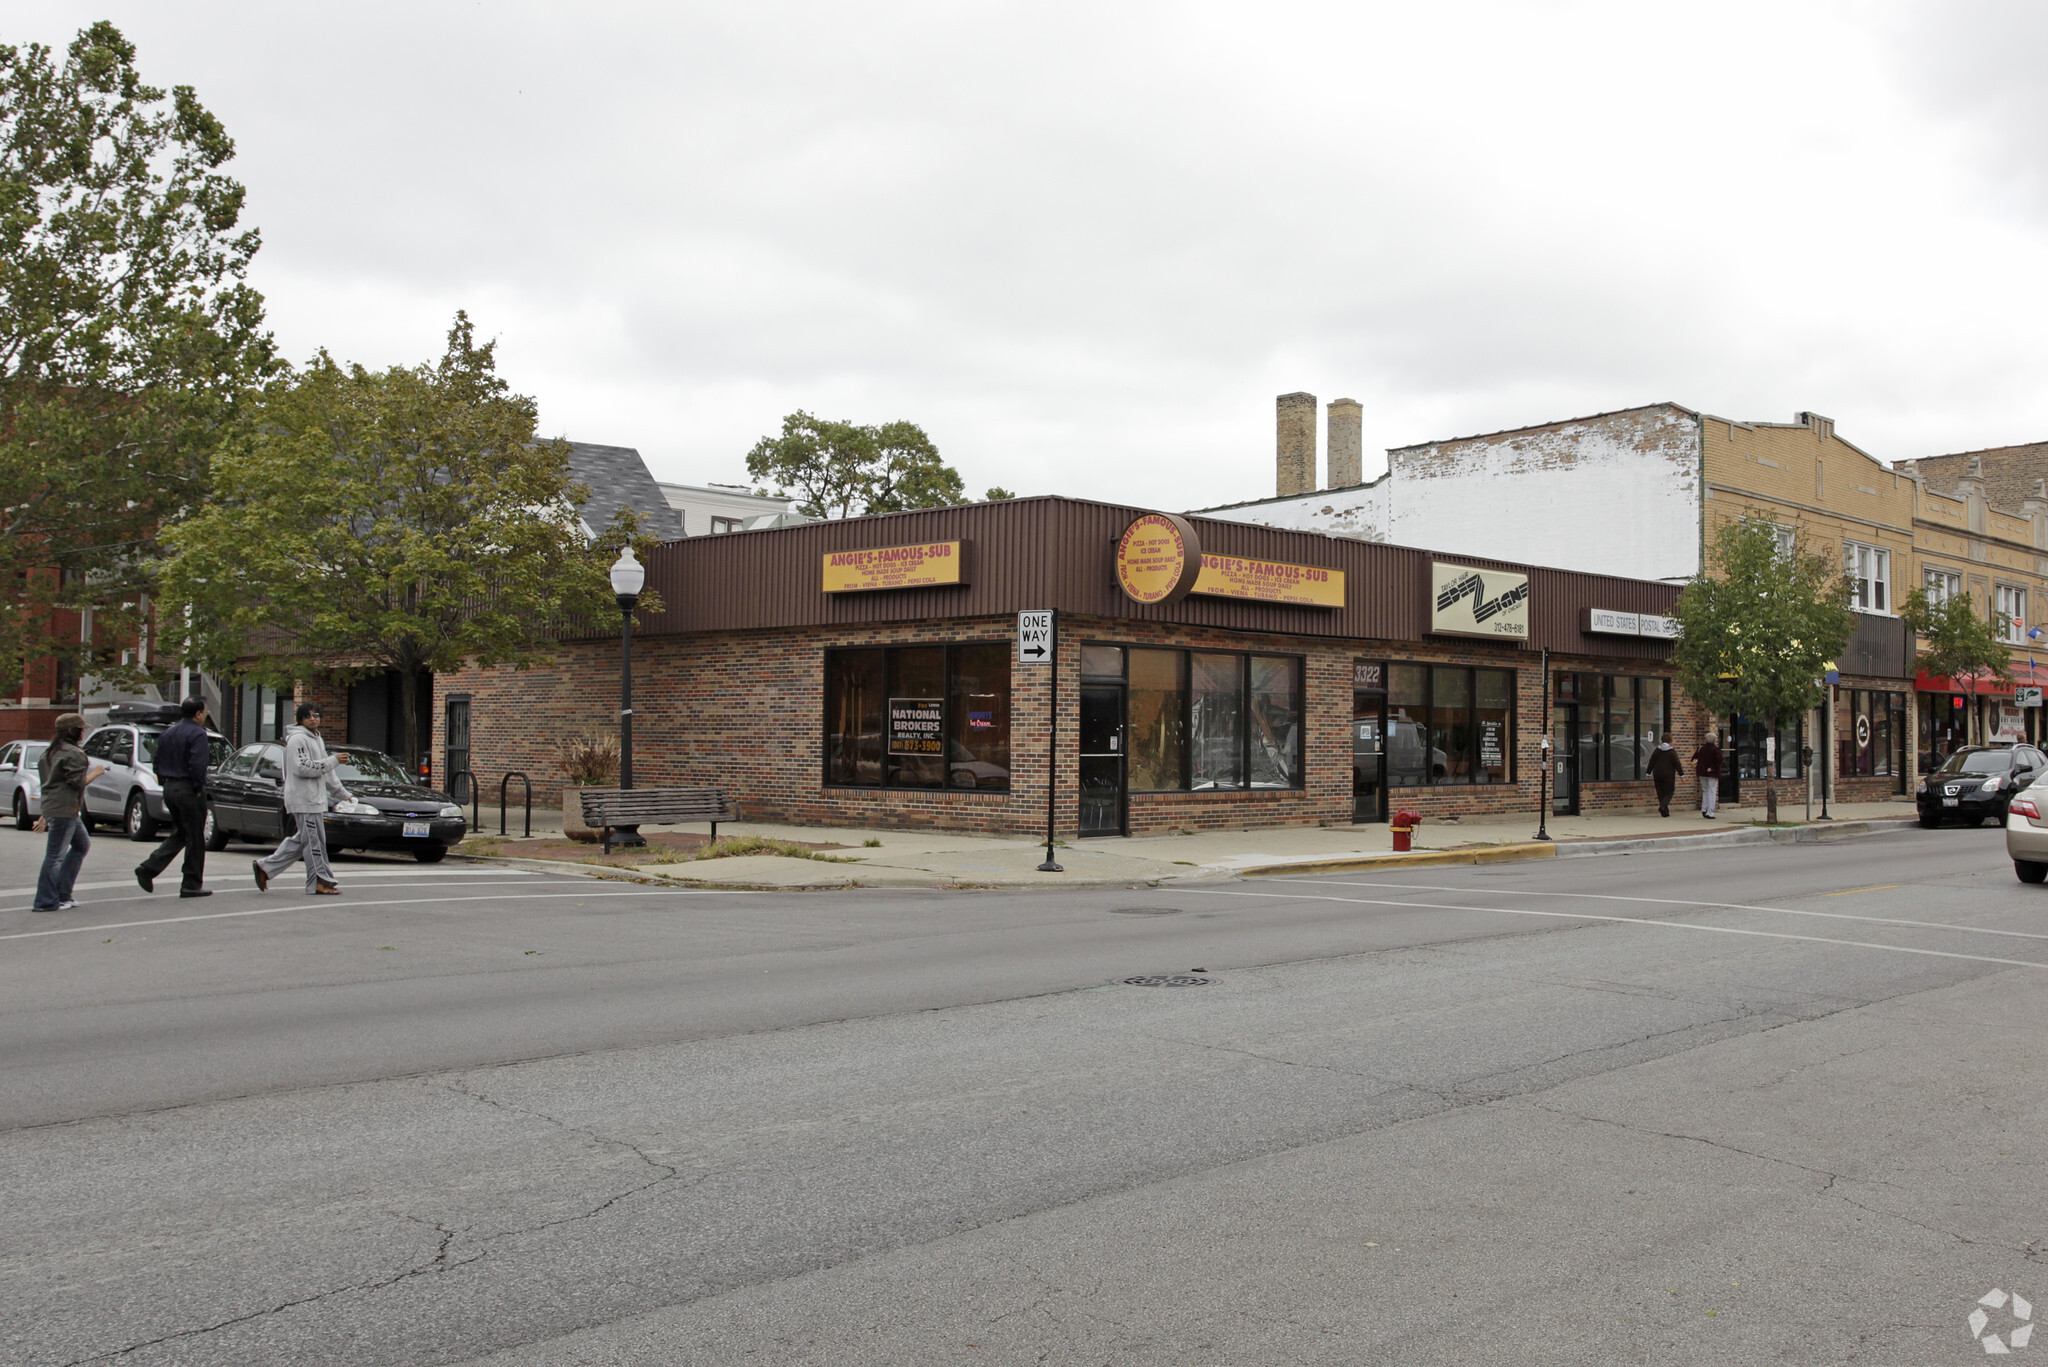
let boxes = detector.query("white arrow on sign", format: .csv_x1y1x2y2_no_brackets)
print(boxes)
1017,610,1053,663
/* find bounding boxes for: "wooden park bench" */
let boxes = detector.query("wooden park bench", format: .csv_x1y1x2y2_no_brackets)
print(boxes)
579,787,742,854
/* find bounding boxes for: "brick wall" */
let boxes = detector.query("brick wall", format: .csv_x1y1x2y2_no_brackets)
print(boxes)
433,616,1698,838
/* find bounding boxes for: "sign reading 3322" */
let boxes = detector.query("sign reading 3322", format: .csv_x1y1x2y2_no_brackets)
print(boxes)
1430,562,1531,639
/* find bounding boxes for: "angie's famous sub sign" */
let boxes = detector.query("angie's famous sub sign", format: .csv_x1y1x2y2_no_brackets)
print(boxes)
1430,562,1530,639
822,541,966,593
1115,513,1343,608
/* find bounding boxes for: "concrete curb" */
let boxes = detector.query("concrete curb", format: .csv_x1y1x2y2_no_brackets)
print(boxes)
445,850,1181,892
1237,817,1920,877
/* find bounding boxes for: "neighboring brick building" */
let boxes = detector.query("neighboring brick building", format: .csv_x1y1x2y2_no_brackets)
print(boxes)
1199,397,2048,807
433,497,1700,838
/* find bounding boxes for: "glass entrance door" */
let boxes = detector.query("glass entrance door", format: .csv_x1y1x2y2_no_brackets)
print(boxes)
1078,685,1126,836
1353,691,1386,823
1551,704,1580,816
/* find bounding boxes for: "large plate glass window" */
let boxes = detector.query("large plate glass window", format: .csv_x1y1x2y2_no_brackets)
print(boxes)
824,645,1010,791
1581,677,1674,781
1384,664,1516,786
1844,542,1891,614
1100,647,1303,793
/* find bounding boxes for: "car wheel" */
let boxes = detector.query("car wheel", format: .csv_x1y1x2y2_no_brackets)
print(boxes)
204,805,229,852
126,792,159,842
2018,860,2048,884
11,792,28,831
412,844,448,863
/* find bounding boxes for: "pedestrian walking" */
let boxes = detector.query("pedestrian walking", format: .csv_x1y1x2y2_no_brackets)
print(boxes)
31,714,105,912
1692,734,1724,819
134,697,215,899
1647,731,1683,818
251,703,353,896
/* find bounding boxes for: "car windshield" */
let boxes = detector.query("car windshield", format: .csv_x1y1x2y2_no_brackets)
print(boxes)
333,750,415,784
1936,749,2014,776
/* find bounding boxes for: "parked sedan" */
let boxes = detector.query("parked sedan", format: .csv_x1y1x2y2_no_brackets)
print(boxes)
2006,782,2048,882
1,740,48,829
1916,744,2048,828
207,742,466,861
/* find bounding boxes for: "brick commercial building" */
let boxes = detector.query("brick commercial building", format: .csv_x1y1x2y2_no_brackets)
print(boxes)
431,497,1709,838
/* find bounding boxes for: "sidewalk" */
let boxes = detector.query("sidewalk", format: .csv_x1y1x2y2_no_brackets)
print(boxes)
453,797,1924,890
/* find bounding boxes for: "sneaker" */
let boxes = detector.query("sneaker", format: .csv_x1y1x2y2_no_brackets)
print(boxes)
135,867,154,894
179,889,212,899
251,860,269,892
30,904,59,913
56,900,77,910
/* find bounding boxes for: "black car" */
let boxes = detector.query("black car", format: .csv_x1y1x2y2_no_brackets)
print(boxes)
1916,744,2048,827
206,742,467,861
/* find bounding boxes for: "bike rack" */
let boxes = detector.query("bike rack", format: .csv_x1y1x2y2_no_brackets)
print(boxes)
498,771,532,839
447,769,480,831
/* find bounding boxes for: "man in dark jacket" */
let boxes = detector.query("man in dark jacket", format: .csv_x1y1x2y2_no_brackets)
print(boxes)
1646,732,1683,817
1692,735,1724,818
32,713,103,912
135,697,214,898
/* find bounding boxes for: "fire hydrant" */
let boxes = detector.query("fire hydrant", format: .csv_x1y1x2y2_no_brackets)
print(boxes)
1391,810,1421,853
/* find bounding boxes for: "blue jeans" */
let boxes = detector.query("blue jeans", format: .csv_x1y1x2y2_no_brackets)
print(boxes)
35,816,90,909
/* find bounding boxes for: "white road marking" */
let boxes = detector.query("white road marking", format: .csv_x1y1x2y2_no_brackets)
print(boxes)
1269,878,2048,944
0,887,753,942
1191,888,2048,971
0,868,538,899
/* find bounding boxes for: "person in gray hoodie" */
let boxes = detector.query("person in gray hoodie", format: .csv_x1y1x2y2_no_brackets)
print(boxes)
252,702,354,895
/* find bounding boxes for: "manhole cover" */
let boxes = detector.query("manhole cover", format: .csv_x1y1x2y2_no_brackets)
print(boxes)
1120,974,1211,987
1108,906,1184,916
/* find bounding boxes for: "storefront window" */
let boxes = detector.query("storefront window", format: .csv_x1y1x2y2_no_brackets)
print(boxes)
824,644,1010,791
1385,664,1515,786
1249,656,1301,788
947,643,1011,791
1113,646,1303,792
1127,649,1185,791
1841,690,1902,778
1919,693,1968,772
1190,653,1245,790
1580,676,1672,781
1602,676,1636,780
1732,716,1803,781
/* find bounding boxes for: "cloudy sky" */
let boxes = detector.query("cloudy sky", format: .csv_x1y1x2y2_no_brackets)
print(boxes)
28,1,2048,508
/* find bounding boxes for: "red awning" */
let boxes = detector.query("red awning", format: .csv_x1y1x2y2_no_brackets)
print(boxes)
1915,669,2030,696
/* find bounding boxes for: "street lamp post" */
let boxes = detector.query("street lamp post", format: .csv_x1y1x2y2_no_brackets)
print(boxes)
610,546,647,850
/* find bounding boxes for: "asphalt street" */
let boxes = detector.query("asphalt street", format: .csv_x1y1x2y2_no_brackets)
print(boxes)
4,824,2046,1365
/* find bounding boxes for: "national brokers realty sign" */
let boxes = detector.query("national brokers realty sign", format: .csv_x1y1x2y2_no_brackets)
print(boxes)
1430,562,1531,640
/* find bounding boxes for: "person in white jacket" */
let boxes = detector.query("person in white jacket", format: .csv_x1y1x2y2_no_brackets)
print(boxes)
252,702,354,895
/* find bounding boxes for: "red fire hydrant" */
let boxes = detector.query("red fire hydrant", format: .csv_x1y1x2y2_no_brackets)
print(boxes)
1391,810,1421,853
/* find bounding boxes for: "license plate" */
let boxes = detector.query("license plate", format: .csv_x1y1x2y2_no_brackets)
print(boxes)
403,821,431,838
1942,798,1960,807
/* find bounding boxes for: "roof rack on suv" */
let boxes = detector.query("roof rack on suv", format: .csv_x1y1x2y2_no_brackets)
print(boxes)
105,702,182,725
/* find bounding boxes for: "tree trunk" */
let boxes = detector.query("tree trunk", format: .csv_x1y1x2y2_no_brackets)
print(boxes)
397,658,422,781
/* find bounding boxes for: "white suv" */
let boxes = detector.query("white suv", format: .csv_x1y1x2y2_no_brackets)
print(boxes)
79,723,233,841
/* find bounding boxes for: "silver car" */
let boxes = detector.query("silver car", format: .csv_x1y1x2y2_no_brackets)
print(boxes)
1,740,48,829
2004,779,2048,882
78,724,234,841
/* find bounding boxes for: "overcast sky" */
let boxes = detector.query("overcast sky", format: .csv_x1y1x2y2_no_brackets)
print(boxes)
27,1,2048,508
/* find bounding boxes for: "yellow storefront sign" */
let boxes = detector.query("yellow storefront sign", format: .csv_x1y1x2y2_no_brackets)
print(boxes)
821,541,966,593
1193,553,1345,608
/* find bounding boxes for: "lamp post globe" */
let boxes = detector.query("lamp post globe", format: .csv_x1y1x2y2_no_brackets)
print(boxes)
609,545,646,847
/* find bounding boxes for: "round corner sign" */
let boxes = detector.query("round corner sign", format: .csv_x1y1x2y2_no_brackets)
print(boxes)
1115,513,1201,605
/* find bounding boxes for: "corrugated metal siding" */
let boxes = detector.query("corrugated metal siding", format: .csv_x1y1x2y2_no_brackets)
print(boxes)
628,495,1682,660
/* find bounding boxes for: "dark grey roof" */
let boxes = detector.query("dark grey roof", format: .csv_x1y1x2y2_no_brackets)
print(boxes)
562,441,683,543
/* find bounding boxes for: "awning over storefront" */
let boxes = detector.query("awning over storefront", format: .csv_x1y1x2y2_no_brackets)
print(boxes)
1914,669,2040,696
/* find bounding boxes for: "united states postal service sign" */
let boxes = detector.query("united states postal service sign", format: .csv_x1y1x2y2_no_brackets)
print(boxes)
1430,562,1531,640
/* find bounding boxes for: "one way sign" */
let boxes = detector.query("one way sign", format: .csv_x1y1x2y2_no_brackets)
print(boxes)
1017,610,1054,664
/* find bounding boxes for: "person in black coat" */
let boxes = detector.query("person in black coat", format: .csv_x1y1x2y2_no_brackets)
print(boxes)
135,697,214,898
1646,732,1684,818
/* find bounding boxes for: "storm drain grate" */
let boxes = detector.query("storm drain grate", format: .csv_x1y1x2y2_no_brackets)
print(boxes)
1120,974,1212,987
1107,906,1184,916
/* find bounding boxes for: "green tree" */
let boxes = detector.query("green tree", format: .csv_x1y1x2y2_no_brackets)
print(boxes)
745,411,969,518
0,22,273,696
1900,585,2011,727
983,486,1016,501
161,313,655,771
1672,517,1855,820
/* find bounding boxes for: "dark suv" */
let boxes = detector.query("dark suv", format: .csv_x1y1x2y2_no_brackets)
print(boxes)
1917,744,2048,827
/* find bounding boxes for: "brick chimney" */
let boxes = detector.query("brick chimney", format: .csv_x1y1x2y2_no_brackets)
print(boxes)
1326,398,1363,488
1276,392,1317,497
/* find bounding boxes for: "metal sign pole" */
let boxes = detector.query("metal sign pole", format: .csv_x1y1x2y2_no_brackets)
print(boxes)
1534,646,1551,841
1038,610,1063,872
